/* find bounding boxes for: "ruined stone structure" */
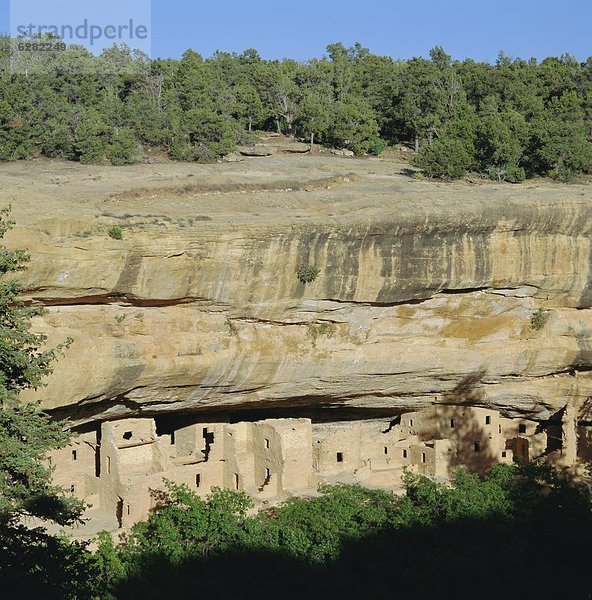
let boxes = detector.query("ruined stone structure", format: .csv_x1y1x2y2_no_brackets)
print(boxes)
51,417,313,529
49,404,564,530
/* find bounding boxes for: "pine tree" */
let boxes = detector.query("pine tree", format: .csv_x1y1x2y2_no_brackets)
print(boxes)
0,207,81,527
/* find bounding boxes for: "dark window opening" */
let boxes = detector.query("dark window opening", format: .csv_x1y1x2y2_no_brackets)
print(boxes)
123,431,132,440
450,418,455,428
70,484,76,493
485,416,491,425
264,438,270,449
421,453,426,463
203,428,215,461
402,449,408,459
384,446,388,455
265,468,271,479
501,451,507,458
234,473,240,490
72,450,77,461
195,473,201,488
474,441,481,452
408,419,414,427
499,425,502,434
116,498,123,528
127,504,131,516
107,456,111,474
170,431,175,445
519,424,527,434
336,452,344,463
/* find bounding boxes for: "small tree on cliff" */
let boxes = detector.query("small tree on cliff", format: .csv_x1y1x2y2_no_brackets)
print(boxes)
0,206,81,527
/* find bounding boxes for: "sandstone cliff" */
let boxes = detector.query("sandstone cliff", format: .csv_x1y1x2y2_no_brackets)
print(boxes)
4,156,592,425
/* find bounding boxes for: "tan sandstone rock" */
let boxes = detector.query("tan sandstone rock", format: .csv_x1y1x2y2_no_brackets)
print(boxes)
2,155,591,427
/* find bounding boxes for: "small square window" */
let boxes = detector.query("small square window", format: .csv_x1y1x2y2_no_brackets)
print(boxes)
336,452,344,463
501,451,507,458
519,424,527,434
123,431,132,440
72,450,77,461
485,416,491,425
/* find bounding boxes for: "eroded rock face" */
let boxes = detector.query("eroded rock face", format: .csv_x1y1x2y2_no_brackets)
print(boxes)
5,156,592,425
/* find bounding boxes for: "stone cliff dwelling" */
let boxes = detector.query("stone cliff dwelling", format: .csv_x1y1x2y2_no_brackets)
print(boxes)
49,404,576,530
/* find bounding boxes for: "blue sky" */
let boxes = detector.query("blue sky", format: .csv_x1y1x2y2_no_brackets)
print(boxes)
1,0,591,62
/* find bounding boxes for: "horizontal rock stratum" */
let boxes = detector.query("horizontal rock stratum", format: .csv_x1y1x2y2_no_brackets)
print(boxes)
4,155,592,425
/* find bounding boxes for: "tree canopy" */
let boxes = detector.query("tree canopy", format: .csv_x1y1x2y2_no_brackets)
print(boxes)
0,40,590,180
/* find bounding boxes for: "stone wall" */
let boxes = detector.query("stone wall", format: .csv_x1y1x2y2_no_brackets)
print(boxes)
50,405,568,530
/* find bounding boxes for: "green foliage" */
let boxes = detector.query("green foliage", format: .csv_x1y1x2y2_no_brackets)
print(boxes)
487,163,527,183
306,321,337,347
0,207,92,597
0,525,102,600
119,482,253,566
74,111,112,164
92,463,592,599
0,41,589,179
531,308,550,330
413,136,473,179
328,98,383,155
108,226,123,240
107,127,137,166
297,263,321,284
8,462,584,597
224,317,238,337
0,207,81,523
172,108,236,162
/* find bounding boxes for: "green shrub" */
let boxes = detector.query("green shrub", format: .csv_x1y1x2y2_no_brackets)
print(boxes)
225,317,238,337
487,164,526,183
306,321,337,346
413,137,473,180
108,226,123,240
107,127,137,166
297,264,320,284
530,308,550,330
367,137,387,156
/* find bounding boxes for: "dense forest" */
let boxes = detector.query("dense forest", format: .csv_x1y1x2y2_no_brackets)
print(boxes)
1,39,591,181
